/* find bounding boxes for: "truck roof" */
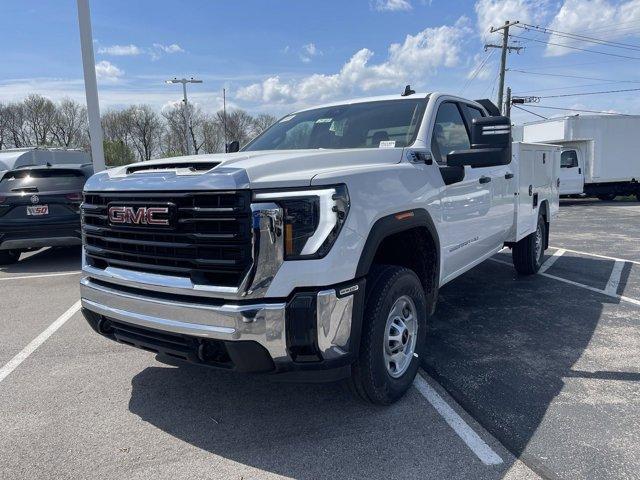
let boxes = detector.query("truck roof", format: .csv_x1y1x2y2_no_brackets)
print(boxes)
292,92,431,114
291,92,492,115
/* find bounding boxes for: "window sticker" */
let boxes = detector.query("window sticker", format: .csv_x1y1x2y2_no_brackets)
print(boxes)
280,114,296,123
315,118,333,124
379,140,396,148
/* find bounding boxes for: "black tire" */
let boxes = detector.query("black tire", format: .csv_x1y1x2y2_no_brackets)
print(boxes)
597,194,616,201
0,249,20,265
513,214,546,275
348,265,427,405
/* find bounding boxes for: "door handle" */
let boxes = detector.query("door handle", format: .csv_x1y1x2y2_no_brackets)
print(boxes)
479,176,492,184
578,168,582,174
505,173,514,179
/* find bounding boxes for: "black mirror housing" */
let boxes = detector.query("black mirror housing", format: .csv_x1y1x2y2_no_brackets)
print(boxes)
226,141,240,153
446,116,511,168
470,116,511,149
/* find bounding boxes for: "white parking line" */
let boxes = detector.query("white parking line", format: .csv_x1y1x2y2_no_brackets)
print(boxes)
0,271,82,282
558,247,640,267
0,301,81,384
539,248,566,273
414,373,503,466
605,260,626,296
489,258,640,307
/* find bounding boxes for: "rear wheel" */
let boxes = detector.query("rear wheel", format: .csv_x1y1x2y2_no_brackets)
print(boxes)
597,193,616,201
513,214,545,275
349,265,427,405
0,249,20,265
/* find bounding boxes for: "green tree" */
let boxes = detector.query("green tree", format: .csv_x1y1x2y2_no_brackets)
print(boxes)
103,139,135,167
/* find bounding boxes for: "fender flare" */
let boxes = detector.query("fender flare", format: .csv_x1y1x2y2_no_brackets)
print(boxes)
355,208,440,284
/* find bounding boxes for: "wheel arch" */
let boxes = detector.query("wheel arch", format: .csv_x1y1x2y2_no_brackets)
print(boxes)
356,209,440,314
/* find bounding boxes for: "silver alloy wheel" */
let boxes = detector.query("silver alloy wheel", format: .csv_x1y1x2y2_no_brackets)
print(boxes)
383,295,418,378
535,223,543,264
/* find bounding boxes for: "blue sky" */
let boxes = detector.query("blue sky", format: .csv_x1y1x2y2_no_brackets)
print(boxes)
3,0,640,122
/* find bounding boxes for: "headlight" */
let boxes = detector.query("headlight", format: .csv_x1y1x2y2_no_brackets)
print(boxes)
253,185,349,259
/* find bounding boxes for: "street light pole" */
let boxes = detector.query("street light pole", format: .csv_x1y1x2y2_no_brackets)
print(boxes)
165,77,203,156
76,0,105,172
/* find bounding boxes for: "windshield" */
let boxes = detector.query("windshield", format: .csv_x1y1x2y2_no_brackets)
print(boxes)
243,99,427,152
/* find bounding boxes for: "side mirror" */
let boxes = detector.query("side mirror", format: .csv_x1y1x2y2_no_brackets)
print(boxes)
447,116,511,168
226,141,240,153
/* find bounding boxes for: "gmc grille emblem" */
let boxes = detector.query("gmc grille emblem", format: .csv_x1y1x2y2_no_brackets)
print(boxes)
108,206,170,226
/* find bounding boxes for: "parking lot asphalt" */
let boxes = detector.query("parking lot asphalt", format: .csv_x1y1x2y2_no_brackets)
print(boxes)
1,198,639,480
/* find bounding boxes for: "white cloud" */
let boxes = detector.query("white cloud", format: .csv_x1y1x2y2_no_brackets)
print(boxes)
545,0,640,56
236,20,469,105
300,43,322,63
373,0,413,11
95,60,124,82
474,0,550,39
97,44,142,56
153,43,185,54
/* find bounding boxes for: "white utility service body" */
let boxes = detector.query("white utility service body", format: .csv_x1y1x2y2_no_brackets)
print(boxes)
79,92,560,404
517,115,640,199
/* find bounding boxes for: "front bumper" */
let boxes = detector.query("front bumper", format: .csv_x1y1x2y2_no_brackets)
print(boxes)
80,276,365,380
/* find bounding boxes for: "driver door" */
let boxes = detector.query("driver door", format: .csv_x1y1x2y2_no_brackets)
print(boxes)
431,101,495,282
560,149,584,194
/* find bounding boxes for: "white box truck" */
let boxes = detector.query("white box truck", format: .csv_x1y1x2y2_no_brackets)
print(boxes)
79,92,559,404
517,115,640,200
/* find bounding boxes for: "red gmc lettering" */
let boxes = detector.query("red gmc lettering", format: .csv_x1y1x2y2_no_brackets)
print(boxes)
108,206,169,226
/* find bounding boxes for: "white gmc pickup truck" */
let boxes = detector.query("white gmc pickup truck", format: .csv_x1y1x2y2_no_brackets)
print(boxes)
80,91,559,404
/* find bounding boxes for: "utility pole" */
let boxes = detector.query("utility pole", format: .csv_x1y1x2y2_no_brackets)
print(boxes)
76,0,105,172
505,87,512,118
485,21,522,114
223,88,229,152
165,77,203,155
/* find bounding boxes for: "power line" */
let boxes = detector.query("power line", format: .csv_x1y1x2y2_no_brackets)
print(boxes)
513,104,548,119
521,104,632,116
461,50,495,94
509,34,640,60
516,81,636,95
540,87,640,99
517,23,640,52
508,68,640,83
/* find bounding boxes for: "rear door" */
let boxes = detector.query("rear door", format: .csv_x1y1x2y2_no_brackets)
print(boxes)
0,168,87,224
559,149,584,194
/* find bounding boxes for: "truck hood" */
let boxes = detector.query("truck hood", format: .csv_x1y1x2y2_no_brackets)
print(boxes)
84,148,404,192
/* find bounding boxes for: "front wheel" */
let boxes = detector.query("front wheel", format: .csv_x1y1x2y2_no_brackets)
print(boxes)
348,265,427,405
0,249,20,265
513,214,546,275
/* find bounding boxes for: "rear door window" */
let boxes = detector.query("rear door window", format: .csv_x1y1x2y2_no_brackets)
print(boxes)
0,169,86,192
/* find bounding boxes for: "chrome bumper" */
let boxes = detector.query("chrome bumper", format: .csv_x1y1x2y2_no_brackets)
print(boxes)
80,276,357,364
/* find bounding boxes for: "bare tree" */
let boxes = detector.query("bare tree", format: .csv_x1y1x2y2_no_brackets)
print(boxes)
162,103,208,156
52,98,88,147
0,103,9,150
252,113,277,137
22,94,57,146
4,102,29,148
201,117,225,154
126,105,163,161
216,109,256,148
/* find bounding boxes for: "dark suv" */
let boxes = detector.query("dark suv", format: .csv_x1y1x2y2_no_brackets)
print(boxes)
0,163,93,264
